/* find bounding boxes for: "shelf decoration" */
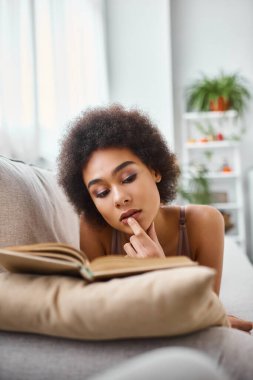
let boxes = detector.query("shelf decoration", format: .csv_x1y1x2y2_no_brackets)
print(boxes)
210,192,228,204
220,159,233,173
219,211,234,232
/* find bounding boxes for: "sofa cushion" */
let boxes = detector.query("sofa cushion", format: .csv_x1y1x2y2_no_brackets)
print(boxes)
220,236,253,321
0,265,228,341
0,156,79,248
1,327,252,380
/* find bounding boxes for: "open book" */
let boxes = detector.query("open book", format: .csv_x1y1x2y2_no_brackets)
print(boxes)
0,243,197,282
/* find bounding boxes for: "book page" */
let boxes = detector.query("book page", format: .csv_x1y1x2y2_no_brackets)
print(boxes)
0,249,82,277
4,243,87,265
89,255,197,277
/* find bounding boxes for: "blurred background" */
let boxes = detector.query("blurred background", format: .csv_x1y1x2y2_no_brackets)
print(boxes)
1,0,253,259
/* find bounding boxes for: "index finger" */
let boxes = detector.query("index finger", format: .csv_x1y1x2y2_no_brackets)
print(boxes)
127,217,144,235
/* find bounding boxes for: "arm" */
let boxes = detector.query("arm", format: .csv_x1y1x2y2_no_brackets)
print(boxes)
124,205,224,293
186,205,224,295
187,205,252,332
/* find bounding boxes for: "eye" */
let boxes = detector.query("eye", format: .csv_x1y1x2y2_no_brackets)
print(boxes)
122,173,137,184
95,189,110,198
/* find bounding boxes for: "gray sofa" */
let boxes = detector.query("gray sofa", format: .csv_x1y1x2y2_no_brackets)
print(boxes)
0,156,253,380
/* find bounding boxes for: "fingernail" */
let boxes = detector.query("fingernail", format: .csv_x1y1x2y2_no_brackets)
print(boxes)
127,217,134,224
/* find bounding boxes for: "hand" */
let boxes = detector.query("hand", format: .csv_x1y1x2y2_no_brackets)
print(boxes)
227,315,253,333
123,218,165,258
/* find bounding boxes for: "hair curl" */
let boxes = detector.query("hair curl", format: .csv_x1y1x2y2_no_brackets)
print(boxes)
57,104,180,227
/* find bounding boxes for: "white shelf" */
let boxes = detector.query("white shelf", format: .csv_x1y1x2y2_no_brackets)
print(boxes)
184,172,239,179
186,141,239,149
182,111,245,247
183,110,237,120
211,202,241,210
207,172,239,179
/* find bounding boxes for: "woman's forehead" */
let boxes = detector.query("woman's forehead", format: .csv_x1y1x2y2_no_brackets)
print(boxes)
83,147,143,181
87,147,142,167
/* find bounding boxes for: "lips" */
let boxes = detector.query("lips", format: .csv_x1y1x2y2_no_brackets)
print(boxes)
120,209,141,222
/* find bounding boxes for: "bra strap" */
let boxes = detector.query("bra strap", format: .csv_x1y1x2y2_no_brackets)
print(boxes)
177,206,191,257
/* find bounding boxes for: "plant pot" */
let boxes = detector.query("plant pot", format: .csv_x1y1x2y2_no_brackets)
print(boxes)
209,96,230,112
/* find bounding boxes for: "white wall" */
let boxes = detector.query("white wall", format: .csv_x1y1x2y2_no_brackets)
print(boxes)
171,0,253,258
105,0,174,147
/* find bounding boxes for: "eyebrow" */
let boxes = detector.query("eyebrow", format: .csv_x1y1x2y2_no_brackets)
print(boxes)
87,161,135,189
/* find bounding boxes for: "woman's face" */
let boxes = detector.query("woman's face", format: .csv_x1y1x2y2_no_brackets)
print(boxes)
83,148,161,234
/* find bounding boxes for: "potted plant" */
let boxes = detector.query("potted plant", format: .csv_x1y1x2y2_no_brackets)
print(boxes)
186,72,251,115
178,165,212,205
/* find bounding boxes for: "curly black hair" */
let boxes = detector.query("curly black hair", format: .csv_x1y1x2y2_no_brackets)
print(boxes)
57,104,180,227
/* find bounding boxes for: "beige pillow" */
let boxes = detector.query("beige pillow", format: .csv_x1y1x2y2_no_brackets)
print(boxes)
0,266,229,340
0,156,79,249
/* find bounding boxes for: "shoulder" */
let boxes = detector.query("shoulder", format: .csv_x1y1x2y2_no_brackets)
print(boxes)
161,204,223,227
184,204,225,260
80,214,112,260
185,204,224,229
183,205,225,294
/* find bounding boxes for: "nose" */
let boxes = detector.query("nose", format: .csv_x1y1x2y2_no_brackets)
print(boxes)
113,187,131,208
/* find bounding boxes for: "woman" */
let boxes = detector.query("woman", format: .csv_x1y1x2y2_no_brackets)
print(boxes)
58,104,252,332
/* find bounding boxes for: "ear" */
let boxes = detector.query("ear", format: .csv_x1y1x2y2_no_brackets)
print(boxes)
155,173,161,183
151,169,161,183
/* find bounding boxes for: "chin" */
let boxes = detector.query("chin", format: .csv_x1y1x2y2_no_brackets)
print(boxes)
111,217,152,234
130,221,151,234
